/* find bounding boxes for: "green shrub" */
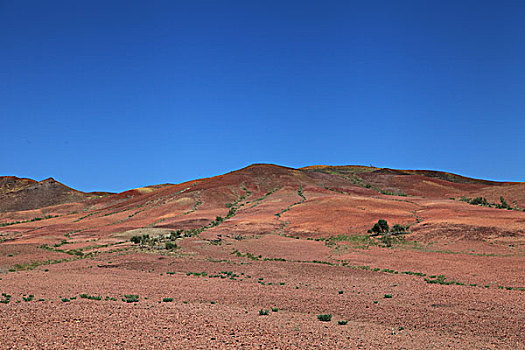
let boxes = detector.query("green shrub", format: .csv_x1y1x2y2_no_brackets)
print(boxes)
0,293,12,304
162,297,174,302
271,307,279,312
165,242,177,250
317,314,332,322
259,309,269,316
384,294,392,298
338,320,348,325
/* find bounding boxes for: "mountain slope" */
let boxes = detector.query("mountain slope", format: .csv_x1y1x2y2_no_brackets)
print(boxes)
0,164,523,243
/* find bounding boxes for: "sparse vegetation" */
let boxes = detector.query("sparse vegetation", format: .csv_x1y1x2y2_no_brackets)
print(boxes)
259,309,269,316
73,212,95,222
460,195,523,211
424,275,464,286
401,271,426,277
10,258,72,272
0,215,59,227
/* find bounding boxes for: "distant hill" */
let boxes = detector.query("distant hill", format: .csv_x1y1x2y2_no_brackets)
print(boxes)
0,176,92,212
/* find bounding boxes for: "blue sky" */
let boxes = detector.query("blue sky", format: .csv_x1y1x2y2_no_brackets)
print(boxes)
1,1,523,192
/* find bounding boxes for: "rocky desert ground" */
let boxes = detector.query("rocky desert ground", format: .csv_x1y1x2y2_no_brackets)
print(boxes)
1,164,524,349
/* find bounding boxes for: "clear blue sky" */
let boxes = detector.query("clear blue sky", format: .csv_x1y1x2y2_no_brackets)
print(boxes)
1,1,524,192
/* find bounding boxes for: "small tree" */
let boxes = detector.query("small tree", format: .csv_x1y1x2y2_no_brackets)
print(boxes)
370,219,389,235
378,219,389,232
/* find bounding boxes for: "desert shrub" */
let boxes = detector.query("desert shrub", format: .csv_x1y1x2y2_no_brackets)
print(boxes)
226,207,237,218
317,314,332,322
338,290,344,294
338,320,348,325
80,294,101,300
384,294,393,298
259,309,269,316
22,294,34,302
424,275,464,285
0,293,11,304
122,294,139,303
165,242,177,250
401,271,426,277
162,297,174,302
271,307,279,312
497,196,510,209
130,234,150,245
169,230,184,240
391,224,410,233
469,197,488,206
